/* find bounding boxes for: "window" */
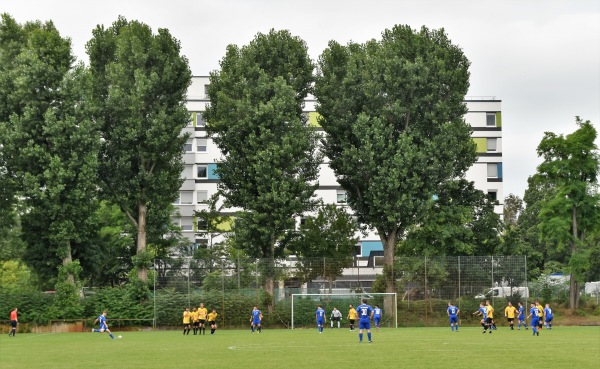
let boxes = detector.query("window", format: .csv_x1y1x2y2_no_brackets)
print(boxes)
183,165,193,180
184,139,193,152
195,239,208,249
486,112,496,126
353,245,361,256
197,112,206,127
197,218,208,231
300,217,307,226
181,217,193,231
487,138,497,152
487,163,498,178
188,112,194,126
180,191,193,204
204,84,209,99
197,165,207,178
197,190,208,203
197,138,207,152
173,195,181,205
337,190,348,203
487,190,497,201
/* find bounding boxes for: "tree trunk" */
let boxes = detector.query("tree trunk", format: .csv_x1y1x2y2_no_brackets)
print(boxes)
137,202,148,282
381,229,398,316
62,240,75,285
569,206,577,309
263,232,276,313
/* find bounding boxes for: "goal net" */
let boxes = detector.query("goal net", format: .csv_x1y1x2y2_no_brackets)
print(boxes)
291,292,397,329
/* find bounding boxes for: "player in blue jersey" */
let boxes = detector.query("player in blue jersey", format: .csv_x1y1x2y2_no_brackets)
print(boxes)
527,302,540,336
250,306,263,333
315,305,326,333
92,310,115,339
517,302,528,330
543,304,554,329
356,299,374,343
373,305,382,331
473,302,488,333
447,302,460,332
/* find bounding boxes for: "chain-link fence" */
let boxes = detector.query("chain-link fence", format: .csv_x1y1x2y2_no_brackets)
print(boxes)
151,255,527,328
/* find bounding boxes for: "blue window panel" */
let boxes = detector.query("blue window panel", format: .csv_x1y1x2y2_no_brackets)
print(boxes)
208,164,219,179
497,163,503,179
361,241,383,257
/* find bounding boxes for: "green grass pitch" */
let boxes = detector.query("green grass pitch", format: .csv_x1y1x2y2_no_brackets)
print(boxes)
1,326,599,369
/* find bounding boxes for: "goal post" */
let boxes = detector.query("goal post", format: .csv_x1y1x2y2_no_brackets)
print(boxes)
291,293,397,329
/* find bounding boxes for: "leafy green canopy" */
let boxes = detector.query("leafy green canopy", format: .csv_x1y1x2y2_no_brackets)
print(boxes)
535,117,599,308
315,25,475,242
86,17,192,280
0,14,99,286
204,29,322,261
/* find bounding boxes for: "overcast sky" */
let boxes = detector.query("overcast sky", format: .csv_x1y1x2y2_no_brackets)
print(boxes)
3,0,599,199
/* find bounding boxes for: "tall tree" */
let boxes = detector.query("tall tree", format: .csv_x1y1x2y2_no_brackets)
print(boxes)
315,25,474,305
0,15,98,286
288,203,359,291
203,29,322,302
536,117,599,309
86,17,192,282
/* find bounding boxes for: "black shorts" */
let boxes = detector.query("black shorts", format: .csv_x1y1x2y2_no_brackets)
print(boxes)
10,320,17,328
331,317,341,322
208,321,216,327
507,318,514,322
349,319,355,324
486,317,493,324
193,322,199,327
184,323,190,327
199,319,206,325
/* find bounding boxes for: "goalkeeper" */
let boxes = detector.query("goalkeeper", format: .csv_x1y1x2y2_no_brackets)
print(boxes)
330,307,342,328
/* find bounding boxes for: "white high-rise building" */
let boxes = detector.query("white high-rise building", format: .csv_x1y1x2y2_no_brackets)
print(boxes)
177,76,503,256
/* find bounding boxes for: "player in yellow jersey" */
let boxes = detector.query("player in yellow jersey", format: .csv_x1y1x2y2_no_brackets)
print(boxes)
182,307,191,335
504,301,518,330
197,303,208,335
190,306,199,335
207,309,218,335
347,304,358,331
535,300,544,330
485,300,496,332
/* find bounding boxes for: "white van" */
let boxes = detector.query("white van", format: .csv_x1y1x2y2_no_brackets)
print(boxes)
475,287,529,299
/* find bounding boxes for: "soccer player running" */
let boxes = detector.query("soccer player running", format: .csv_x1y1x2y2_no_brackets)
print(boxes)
517,302,528,330
250,306,263,333
504,301,518,330
544,304,554,329
347,304,358,331
485,300,497,331
8,307,18,337
373,305,382,331
182,307,191,335
92,310,115,339
330,307,342,328
197,303,208,335
207,309,218,335
447,302,459,332
315,304,326,333
527,302,541,336
473,302,488,333
357,299,374,343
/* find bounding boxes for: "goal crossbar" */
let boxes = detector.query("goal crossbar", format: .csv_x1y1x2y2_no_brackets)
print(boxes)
291,292,397,329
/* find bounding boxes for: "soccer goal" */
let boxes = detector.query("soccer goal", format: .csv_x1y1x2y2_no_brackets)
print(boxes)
291,292,397,329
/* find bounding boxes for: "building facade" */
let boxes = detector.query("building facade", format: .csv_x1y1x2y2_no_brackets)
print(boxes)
177,76,503,257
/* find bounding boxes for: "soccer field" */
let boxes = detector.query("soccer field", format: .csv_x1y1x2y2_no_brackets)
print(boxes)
1,326,599,369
